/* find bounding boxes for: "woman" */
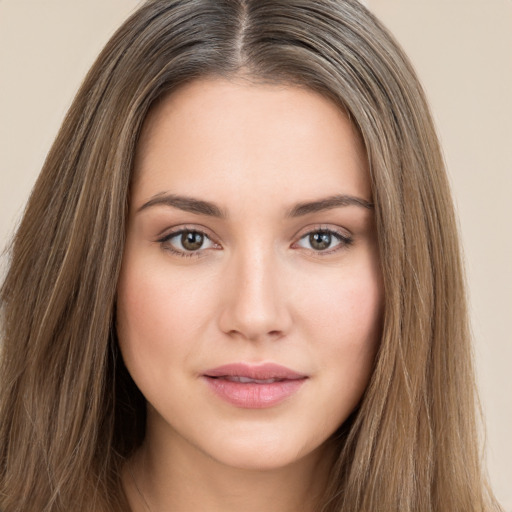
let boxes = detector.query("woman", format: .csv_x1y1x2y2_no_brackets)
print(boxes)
0,0,502,511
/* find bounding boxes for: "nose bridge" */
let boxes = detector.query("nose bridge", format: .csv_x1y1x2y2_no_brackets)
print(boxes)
218,240,291,341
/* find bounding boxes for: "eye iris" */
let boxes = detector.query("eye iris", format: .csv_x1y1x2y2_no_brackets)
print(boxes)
181,231,204,251
310,232,331,250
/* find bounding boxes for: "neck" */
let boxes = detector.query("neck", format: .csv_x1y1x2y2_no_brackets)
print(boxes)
123,423,336,512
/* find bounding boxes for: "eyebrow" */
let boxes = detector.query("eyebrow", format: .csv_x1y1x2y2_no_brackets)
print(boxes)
287,194,374,217
137,193,226,218
137,192,373,218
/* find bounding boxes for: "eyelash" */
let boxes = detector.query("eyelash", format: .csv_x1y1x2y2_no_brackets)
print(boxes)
293,228,353,255
157,226,353,258
157,227,218,259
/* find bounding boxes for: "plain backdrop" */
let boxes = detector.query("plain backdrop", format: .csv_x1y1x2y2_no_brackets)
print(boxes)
0,1,511,509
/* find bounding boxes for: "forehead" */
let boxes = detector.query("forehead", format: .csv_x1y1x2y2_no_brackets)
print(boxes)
132,77,371,208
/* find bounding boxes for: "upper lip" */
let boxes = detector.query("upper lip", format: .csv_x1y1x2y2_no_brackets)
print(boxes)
203,363,307,380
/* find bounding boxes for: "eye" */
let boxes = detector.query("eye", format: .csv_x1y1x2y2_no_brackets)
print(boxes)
295,229,352,253
159,229,217,255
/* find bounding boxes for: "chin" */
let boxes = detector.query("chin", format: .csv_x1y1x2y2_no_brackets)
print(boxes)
194,427,330,473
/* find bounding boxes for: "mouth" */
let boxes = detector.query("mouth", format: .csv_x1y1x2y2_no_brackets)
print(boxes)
204,362,307,380
212,376,289,384
202,363,308,409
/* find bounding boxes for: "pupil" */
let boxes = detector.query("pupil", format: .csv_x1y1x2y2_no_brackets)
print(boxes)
182,231,203,251
310,232,331,250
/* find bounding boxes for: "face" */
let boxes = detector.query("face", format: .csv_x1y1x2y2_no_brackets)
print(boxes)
117,77,383,472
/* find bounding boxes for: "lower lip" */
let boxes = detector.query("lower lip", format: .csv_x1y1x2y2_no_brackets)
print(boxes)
203,377,306,409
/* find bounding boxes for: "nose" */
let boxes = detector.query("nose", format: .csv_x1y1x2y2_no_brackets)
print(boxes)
217,246,293,342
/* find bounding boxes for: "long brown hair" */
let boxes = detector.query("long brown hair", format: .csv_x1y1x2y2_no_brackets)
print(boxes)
0,1,502,511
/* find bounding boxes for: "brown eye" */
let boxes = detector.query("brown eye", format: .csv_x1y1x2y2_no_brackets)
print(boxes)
159,229,216,256
181,231,204,251
309,232,332,250
295,229,353,253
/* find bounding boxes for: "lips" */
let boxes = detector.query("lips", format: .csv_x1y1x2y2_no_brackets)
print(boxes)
203,363,308,409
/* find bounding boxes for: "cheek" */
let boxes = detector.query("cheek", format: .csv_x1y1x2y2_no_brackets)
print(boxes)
298,258,383,406
115,257,214,386
301,257,383,348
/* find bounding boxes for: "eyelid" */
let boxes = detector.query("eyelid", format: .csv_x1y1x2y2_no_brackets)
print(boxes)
291,225,353,254
156,225,222,258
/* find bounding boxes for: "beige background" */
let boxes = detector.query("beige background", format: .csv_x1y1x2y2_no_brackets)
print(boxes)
0,0,510,508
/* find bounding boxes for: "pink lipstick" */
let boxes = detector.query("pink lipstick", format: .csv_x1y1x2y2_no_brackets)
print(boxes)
203,363,307,409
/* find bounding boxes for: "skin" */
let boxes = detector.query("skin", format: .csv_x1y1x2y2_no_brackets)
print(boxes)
117,77,383,512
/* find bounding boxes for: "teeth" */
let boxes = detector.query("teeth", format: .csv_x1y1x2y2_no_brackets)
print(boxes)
224,376,280,384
